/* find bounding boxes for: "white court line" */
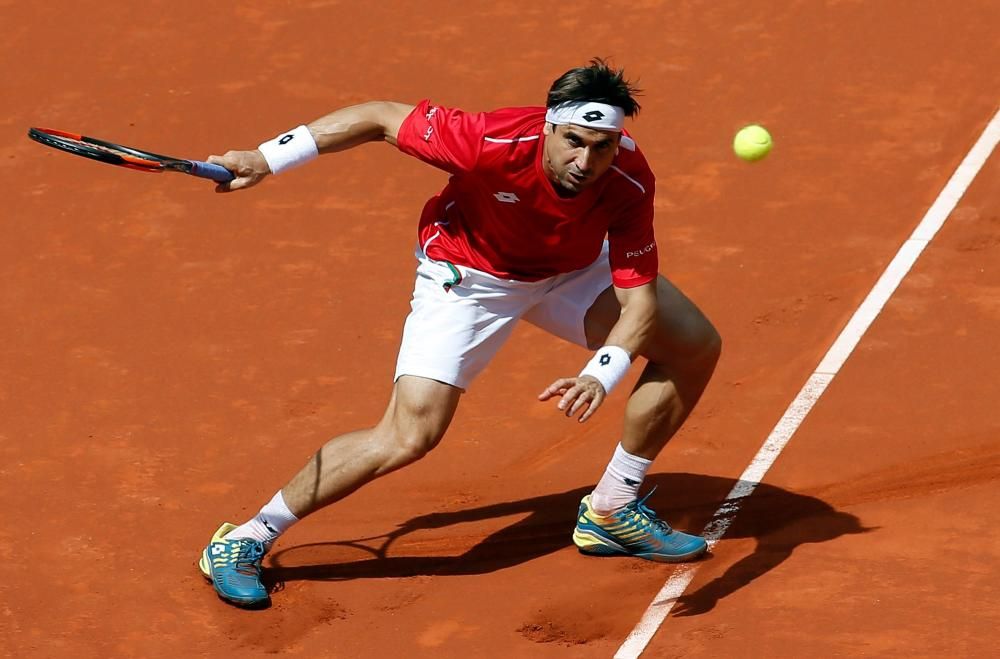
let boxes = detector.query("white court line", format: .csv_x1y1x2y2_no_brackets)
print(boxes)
616,106,1000,659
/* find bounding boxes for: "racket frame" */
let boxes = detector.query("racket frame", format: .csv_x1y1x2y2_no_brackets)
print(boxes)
27,127,234,182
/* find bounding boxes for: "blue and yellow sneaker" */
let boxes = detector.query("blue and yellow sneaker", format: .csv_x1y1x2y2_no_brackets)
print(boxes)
573,491,707,563
198,522,269,608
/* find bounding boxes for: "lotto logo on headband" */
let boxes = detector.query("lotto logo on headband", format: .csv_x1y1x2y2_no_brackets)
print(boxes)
545,101,625,131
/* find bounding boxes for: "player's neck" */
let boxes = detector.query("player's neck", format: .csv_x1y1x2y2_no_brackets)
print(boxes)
552,183,578,198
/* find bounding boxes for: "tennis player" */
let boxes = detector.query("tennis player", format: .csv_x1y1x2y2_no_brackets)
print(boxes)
199,59,721,607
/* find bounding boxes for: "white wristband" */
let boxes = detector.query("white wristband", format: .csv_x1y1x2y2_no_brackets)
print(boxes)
257,125,318,175
579,346,632,394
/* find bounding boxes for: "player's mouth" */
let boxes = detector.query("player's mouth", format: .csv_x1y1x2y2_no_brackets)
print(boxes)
568,170,589,185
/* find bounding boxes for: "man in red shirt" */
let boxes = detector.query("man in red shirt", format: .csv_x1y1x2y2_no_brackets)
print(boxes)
199,59,721,608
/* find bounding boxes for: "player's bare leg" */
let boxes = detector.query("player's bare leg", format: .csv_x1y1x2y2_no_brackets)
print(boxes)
281,375,462,518
570,274,720,562
583,274,721,460
200,376,460,606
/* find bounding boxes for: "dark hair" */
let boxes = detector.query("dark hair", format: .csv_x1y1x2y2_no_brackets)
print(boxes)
546,58,642,117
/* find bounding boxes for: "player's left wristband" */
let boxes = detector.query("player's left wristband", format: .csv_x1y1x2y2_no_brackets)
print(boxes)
579,346,632,394
257,125,318,175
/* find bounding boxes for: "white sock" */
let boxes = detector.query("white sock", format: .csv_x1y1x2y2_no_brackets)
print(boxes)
589,443,652,516
226,490,300,550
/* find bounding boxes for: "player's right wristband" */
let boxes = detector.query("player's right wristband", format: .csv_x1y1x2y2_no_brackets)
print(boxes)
257,125,318,175
579,345,632,394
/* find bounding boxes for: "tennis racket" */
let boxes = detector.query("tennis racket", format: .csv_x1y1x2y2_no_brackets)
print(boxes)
27,127,235,182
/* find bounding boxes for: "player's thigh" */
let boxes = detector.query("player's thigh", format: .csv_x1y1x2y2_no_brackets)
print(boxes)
521,244,612,347
395,256,529,390
583,275,720,364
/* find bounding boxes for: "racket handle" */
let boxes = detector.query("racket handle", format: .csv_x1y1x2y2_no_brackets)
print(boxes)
189,160,235,182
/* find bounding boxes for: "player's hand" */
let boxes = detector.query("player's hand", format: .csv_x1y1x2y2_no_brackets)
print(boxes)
538,375,607,423
206,149,270,192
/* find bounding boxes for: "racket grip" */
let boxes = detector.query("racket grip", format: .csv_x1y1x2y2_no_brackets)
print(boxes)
189,160,235,182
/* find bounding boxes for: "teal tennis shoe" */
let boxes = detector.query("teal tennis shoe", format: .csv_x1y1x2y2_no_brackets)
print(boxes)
573,491,707,563
199,522,269,608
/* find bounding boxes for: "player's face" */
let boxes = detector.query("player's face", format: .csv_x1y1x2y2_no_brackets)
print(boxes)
542,123,621,196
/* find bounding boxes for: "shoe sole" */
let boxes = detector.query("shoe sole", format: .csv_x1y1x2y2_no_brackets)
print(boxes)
573,527,708,563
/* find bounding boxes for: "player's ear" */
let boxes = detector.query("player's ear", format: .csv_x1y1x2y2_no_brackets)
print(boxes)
543,122,555,137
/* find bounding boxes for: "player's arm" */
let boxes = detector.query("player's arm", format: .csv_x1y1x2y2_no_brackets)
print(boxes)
207,101,414,192
600,280,658,358
538,280,658,422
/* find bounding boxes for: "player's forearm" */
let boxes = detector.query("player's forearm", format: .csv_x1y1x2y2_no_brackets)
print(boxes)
305,102,412,153
604,280,659,357
603,297,656,358
556,288,656,409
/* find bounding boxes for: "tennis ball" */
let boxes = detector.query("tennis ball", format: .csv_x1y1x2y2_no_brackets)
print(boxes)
733,124,773,162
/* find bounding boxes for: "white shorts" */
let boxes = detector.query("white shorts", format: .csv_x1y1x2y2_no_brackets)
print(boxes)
394,243,614,390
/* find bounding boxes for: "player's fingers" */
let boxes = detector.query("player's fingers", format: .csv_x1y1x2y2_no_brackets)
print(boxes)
227,176,256,192
540,387,570,400
206,155,233,192
556,384,584,411
549,377,576,392
210,151,256,172
209,153,246,174
538,378,575,400
567,391,592,418
578,391,605,423
214,174,251,193
206,156,239,192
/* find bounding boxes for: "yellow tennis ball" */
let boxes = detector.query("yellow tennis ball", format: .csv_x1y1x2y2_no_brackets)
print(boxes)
733,124,773,162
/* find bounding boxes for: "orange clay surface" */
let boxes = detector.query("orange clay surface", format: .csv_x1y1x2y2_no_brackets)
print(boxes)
2,1,1000,657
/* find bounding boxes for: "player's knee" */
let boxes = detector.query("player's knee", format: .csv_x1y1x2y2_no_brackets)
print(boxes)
388,427,443,465
380,404,450,466
377,377,458,468
650,314,721,373
683,316,721,372
696,319,722,368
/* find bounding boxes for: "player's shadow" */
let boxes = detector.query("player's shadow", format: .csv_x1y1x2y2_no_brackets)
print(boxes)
266,472,872,615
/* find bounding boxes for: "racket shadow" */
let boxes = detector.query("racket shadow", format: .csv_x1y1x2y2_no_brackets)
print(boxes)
264,471,872,612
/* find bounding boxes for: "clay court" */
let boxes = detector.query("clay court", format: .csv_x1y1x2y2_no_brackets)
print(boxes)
3,1,999,656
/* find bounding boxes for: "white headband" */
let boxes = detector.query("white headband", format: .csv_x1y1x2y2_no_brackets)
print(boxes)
545,101,625,132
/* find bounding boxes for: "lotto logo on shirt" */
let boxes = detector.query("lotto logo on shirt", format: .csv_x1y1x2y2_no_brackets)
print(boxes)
493,192,520,204
626,242,656,258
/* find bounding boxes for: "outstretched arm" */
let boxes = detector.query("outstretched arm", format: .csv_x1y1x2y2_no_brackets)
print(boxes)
207,101,415,192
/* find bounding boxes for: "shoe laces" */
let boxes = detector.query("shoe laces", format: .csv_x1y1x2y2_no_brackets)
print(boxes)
630,487,673,533
232,539,265,577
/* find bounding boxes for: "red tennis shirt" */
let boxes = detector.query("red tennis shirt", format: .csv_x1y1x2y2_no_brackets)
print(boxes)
396,100,658,288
